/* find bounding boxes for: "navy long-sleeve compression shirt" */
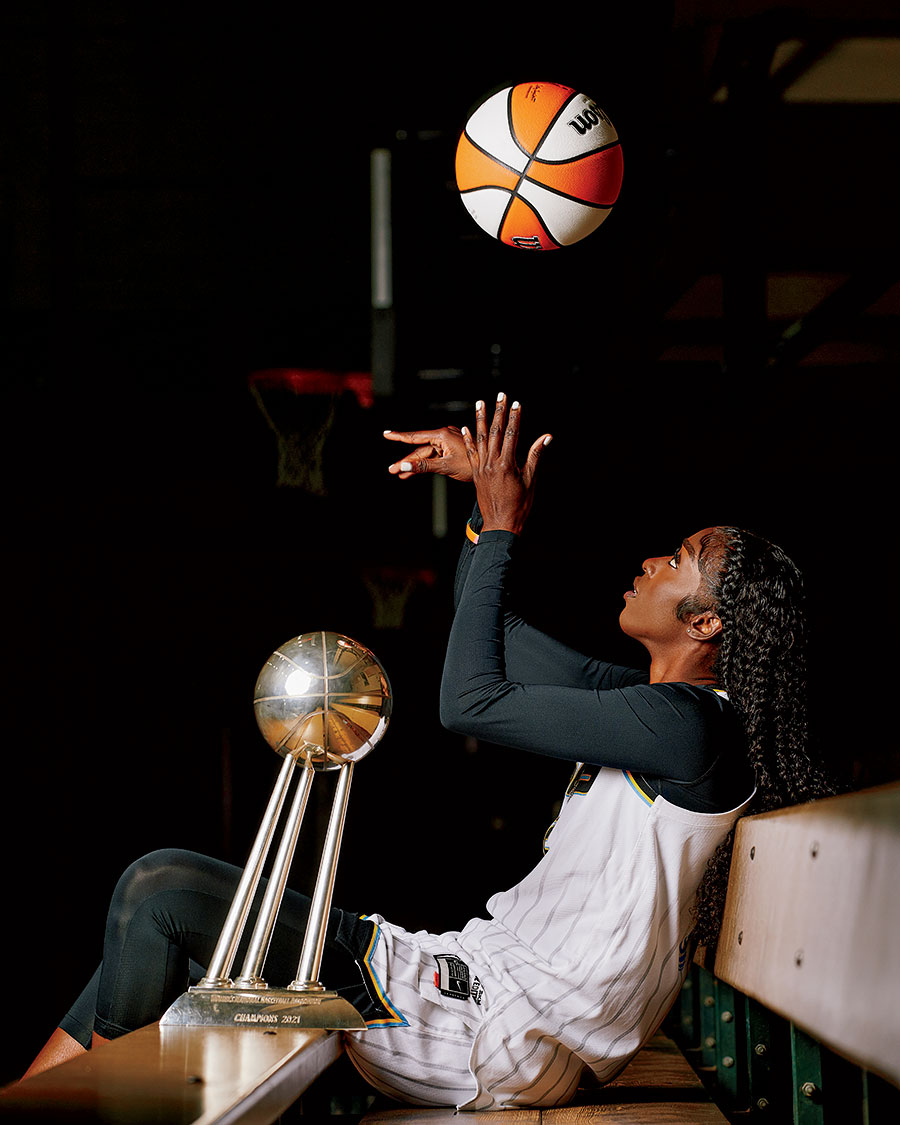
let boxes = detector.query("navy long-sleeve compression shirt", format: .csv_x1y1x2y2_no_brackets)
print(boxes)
440,517,753,814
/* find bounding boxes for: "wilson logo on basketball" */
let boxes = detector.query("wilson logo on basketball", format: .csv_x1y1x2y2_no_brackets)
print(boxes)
567,102,613,135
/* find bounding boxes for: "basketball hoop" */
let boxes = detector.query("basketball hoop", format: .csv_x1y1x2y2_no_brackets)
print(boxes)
249,369,374,494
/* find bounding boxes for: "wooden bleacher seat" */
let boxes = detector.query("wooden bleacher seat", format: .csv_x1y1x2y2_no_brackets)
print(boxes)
714,781,900,1090
676,781,900,1123
359,1031,730,1122
0,1024,341,1123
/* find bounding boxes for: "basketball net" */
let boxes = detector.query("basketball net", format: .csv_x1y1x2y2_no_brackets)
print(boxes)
249,369,373,494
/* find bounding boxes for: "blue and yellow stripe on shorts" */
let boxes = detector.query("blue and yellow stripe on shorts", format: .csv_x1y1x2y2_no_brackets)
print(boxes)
360,917,409,1028
623,769,655,806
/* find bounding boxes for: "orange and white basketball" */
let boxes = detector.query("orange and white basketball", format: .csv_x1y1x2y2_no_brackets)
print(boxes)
455,82,624,250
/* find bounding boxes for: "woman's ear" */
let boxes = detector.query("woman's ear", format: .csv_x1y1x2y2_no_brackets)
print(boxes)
686,612,722,642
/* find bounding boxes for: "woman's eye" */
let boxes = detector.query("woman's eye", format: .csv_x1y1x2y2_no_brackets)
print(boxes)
668,552,680,569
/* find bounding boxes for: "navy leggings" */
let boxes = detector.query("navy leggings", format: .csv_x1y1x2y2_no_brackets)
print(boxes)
60,848,381,1046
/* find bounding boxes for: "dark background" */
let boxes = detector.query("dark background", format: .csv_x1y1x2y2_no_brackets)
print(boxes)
2,1,898,1085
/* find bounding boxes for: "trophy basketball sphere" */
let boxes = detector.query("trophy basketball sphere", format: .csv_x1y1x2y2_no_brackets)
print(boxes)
254,631,392,768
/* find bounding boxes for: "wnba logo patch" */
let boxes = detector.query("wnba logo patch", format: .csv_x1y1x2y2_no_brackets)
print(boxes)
434,954,483,1004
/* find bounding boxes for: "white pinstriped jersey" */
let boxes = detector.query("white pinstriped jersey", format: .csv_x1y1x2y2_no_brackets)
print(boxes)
344,763,752,1109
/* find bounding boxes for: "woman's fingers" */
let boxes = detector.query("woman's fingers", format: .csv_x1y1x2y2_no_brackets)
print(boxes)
466,394,529,468
474,398,488,456
383,428,444,446
387,450,434,476
523,431,553,487
384,400,547,486
487,393,509,460
384,426,472,480
501,398,521,463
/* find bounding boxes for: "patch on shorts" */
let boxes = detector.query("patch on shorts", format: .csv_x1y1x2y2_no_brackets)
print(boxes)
434,954,483,1004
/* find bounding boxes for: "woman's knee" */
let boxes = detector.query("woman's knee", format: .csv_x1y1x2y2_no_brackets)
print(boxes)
108,849,209,933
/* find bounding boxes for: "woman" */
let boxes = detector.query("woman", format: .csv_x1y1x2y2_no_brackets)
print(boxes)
24,396,837,1110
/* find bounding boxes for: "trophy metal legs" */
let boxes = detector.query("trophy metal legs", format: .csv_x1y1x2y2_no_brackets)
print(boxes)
198,752,298,990
234,761,315,989
291,761,354,991
161,757,365,1030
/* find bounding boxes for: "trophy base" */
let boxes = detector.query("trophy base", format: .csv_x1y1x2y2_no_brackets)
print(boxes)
160,986,367,1030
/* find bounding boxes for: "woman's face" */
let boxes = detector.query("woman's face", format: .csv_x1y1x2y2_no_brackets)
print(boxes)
619,528,717,646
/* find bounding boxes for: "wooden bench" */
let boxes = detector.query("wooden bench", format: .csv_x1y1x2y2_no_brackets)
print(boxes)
673,780,900,1124
0,1024,341,1123
356,1032,731,1122
4,783,899,1123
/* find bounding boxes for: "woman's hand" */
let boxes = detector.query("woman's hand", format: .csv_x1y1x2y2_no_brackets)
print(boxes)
462,395,551,535
384,425,473,481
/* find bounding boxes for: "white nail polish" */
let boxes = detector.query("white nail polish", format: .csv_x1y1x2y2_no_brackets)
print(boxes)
512,401,520,410
400,461,413,471
497,392,505,402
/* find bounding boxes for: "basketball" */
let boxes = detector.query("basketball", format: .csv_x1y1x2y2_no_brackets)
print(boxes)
455,81,624,250
253,631,392,769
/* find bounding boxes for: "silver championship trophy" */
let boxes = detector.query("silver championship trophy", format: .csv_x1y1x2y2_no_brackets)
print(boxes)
161,631,391,1031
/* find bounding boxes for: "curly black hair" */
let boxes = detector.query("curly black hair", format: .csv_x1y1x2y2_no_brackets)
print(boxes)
680,527,841,954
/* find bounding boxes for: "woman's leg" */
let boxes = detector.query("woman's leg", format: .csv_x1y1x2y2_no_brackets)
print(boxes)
21,1029,86,1080
92,848,242,1038
26,846,381,1075
93,848,379,1039
21,965,102,1079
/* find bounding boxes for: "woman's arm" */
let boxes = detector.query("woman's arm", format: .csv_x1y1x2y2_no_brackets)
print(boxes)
454,505,644,690
387,399,740,789
385,405,626,692
440,399,722,780
384,398,645,696
441,530,729,782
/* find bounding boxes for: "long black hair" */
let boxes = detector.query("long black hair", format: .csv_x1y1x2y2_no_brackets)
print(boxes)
682,527,840,951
